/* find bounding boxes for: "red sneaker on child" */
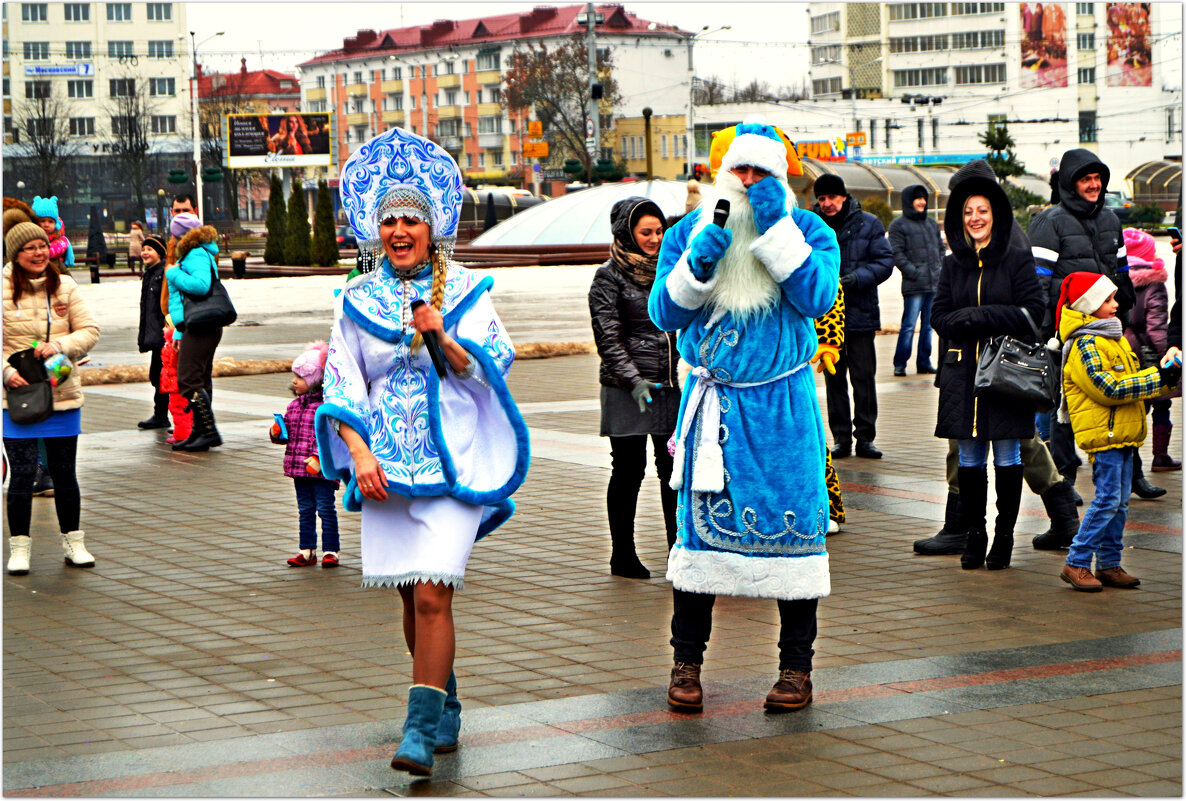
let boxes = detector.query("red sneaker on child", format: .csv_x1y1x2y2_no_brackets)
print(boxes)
287,551,317,567
321,552,339,568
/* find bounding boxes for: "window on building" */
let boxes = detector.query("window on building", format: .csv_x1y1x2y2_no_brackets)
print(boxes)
476,50,501,71
812,77,843,95
951,29,1005,49
110,115,133,135
869,119,877,150
388,93,403,111
2,78,8,97
987,112,1006,132
660,134,668,158
1079,110,1097,142
391,66,402,80
68,79,92,98
811,44,841,64
147,40,173,59
884,119,893,149
917,118,925,149
478,116,502,134
1077,32,1095,49
950,2,1003,14
5,115,19,143
64,3,89,20
445,89,458,106
1077,66,1096,84
106,2,132,21
621,138,629,158
409,95,415,109
109,78,135,97
26,118,52,137
932,117,939,149
1167,106,1180,142
352,71,363,84
465,153,473,168
438,118,461,137
146,2,171,20
108,41,134,58
889,3,948,21
810,11,840,33
21,3,48,22
25,80,51,99
149,77,175,96
892,67,948,88
1075,2,1094,14
68,117,95,136
23,42,49,60
65,41,92,59
511,150,518,165
890,35,949,53
492,150,503,166
955,63,1006,84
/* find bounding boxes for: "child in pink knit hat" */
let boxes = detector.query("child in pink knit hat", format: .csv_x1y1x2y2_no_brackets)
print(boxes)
271,341,341,567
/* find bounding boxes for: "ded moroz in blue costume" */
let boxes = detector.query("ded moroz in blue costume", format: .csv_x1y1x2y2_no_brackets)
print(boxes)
649,115,840,712
315,126,529,776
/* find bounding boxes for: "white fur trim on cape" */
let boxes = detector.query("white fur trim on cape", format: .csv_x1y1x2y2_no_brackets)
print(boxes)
667,547,831,601
750,214,811,283
720,132,789,180
665,250,717,310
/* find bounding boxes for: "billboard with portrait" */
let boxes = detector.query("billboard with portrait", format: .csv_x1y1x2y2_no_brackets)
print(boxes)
225,113,333,168
1019,3,1068,88
1105,3,1152,86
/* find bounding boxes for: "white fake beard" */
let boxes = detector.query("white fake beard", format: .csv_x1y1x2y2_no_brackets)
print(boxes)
703,170,780,324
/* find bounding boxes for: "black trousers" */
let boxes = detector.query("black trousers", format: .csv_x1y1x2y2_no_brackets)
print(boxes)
177,327,223,397
4,436,80,537
147,346,168,418
824,329,878,446
1050,419,1081,482
670,588,818,672
608,434,677,549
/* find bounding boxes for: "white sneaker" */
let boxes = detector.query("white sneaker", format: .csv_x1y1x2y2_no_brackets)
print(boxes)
61,530,95,567
827,518,840,534
7,537,31,574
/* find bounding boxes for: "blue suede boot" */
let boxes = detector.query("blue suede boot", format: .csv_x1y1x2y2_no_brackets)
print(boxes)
434,672,461,754
390,685,447,776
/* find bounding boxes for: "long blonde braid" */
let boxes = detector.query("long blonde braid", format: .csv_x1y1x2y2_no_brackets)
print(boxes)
410,246,448,353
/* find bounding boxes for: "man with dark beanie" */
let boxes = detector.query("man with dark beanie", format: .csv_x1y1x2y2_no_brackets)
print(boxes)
810,173,893,459
136,235,170,429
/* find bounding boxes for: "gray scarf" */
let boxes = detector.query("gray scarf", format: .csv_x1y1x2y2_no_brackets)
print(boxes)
1058,316,1124,423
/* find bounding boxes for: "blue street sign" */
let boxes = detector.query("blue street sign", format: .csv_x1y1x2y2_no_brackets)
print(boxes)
24,64,94,77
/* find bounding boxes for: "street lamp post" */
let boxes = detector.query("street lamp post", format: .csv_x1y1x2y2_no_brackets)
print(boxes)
823,56,880,161
686,25,730,178
188,30,224,221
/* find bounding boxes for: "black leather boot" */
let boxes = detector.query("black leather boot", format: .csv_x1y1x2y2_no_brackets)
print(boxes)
958,466,989,570
913,492,965,555
986,465,1023,570
1032,480,1079,550
1131,451,1166,499
181,390,222,452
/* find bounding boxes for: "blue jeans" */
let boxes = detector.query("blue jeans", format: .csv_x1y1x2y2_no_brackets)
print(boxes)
893,292,934,370
957,438,1022,467
1067,448,1132,570
295,477,339,551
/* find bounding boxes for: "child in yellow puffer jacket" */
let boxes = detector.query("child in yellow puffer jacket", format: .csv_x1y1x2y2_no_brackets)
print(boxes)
1055,272,1181,592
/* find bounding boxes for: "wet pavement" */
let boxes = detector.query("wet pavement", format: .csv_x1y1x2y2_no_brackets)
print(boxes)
2,270,1181,797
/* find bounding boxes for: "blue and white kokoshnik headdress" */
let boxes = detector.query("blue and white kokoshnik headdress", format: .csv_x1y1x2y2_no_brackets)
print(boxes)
339,126,465,260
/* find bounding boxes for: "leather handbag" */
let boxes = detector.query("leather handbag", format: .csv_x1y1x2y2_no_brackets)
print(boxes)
973,308,1060,412
178,260,237,334
6,299,54,425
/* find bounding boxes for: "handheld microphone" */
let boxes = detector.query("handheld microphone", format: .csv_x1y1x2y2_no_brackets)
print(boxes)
410,299,448,378
712,198,730,228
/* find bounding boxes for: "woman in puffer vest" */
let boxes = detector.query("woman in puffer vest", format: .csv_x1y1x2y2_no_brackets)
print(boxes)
2,221,100,575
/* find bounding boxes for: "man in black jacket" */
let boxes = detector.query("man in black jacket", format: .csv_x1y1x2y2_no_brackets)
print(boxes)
888,185,943,376
1028,148,1135,493
811,174,893,459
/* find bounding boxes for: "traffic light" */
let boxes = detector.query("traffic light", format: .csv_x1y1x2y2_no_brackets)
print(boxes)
167,168,189,184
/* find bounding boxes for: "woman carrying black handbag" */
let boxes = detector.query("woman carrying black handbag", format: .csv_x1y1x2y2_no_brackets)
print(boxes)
3,221,101,575
932,166,1046,571
165,213,235,452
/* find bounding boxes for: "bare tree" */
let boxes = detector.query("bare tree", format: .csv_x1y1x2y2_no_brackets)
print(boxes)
503,35,622,175
733,79,773,103
104,77,156,220
693,75,731,106
200,70,268,221
9,93,79,197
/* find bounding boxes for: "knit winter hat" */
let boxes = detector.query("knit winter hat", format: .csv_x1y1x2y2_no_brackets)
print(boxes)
813,173,846,198
30,195,60,227
5,221,49,258
1122,227,1161,269
170,212,203,238
292,340,329,387
142,235,167,261
1056,271,1118,330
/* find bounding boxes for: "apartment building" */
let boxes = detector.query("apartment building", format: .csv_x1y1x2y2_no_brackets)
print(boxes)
804,2,1181,180
297,4,688,186
3,1,193,225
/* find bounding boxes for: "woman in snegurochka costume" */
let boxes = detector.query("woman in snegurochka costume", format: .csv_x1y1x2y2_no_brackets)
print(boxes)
315,126,529,777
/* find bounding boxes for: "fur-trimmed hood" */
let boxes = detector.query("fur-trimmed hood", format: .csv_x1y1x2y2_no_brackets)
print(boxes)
1130,262,1168,287
174,225,219,263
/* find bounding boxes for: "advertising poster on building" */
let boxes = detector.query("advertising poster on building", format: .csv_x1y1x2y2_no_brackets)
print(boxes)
1105,3,1152,86
1020,3,1068,88
225,113,332,168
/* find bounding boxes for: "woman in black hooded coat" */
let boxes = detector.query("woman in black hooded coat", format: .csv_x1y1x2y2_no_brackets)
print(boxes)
588,197,679,579
932,172,1046,571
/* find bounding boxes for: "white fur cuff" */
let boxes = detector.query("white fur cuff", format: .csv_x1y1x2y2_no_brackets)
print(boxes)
750,215,811,283
666,252,717,310
667,548,831,600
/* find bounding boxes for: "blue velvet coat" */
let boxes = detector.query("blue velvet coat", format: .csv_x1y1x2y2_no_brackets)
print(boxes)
649,201,840,600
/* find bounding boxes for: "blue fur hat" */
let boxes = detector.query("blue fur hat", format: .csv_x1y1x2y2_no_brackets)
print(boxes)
30,195,61,226
719,115,790,180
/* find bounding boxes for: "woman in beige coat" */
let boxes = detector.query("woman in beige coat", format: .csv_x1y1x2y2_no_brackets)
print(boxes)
128,220,145,273
3,222,100,575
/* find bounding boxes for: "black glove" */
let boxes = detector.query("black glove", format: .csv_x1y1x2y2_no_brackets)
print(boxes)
1158,362,1182,388
839,273,857,289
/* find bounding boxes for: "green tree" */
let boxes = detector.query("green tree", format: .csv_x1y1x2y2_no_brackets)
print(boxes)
284,178,311,266
264,174,286,264
978,123,1026,179
862,195,894,229
310,179,339,267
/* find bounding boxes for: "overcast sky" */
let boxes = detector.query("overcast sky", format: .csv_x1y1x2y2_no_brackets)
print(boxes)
185,0,812,94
